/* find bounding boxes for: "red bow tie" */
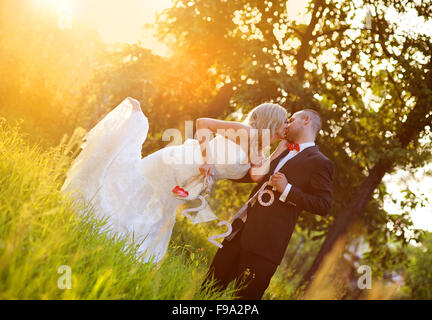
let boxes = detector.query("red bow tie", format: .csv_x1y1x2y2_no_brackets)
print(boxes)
287,143,300,152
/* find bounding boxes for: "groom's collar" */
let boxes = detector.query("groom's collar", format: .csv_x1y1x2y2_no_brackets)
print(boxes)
267,144,318,179
298,141,315,152
274,142,317,164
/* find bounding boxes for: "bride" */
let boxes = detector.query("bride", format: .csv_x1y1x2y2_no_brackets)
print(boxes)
62,97,288,263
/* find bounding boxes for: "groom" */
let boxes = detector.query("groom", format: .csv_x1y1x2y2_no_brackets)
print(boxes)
202,109,334,300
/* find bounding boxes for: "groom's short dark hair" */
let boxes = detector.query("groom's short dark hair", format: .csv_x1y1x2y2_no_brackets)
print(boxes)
301,109,322,137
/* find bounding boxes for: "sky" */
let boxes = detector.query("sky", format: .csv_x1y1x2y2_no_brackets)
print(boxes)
36,0,431,231
76,0,173,54
32,0,174,55
384,165,432,232
37,0,309,56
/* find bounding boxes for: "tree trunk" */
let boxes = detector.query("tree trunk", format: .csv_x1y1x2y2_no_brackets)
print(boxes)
295,0,325,82
200,83,234,119
299,93,432,288
300,159,392,287
285,235,305,268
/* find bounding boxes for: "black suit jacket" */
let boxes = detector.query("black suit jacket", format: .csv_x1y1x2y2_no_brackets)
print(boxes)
231,145,334,265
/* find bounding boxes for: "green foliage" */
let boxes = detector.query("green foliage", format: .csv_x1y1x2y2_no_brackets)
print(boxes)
0,120,236,299
263,227,325,299
402,232,432,299
0,0,106,145
1,0,431,299
155,0,432,290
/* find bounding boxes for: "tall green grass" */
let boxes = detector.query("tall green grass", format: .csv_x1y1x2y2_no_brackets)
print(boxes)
0,119,235,299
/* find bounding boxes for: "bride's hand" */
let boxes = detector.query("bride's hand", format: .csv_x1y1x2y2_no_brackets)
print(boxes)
199,163,214,178
250,153,270,180
270,139,289,159
275,139,289,153
250,153,266,168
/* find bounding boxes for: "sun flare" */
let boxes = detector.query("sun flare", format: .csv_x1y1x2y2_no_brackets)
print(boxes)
32,0,73,10
31,0,173,54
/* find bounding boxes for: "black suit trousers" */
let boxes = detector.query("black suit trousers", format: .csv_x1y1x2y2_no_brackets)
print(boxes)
202,219,278,300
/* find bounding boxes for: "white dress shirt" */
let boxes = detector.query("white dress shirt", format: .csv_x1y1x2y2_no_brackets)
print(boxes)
274,142,315,202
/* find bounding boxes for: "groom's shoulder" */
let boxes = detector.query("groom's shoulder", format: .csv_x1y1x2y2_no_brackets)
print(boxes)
310,147,334,169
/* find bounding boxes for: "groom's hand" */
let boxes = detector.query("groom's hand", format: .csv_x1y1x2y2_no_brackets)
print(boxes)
269,172,288,194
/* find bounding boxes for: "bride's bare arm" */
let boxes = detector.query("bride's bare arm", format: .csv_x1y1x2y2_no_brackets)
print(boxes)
196,118,251,143
196,118,252,177
249,140,288,182
196,117,251,155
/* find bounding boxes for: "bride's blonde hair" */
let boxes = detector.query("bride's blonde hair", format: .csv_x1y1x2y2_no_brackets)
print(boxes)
243,103,287,139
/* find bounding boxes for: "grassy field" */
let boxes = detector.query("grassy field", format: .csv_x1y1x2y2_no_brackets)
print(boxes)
0,119,406,300
0,120,240,299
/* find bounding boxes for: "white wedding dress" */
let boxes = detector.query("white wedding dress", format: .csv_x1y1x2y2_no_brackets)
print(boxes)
62,97,250,263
